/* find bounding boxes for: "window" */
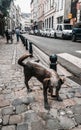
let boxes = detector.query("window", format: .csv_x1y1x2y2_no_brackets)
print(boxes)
64,25,72,30
60,0,63,10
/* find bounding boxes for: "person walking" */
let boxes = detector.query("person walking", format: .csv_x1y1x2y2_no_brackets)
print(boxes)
5,29,13,44
15,27,20,42
5,29,10,43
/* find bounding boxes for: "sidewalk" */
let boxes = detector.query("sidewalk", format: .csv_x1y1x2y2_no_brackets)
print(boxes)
0,36,81,130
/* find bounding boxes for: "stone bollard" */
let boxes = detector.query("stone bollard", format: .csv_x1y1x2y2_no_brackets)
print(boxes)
26,39,28,50
29,42,33,56
50,54,57,71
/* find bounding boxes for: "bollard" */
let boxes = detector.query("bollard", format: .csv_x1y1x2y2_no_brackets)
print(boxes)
29,42,33,56
50,54,57,71
26,39,28,50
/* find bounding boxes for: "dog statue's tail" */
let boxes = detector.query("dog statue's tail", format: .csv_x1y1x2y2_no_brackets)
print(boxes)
18,54,31,67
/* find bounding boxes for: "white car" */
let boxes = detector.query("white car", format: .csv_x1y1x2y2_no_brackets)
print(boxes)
43,28,49,37
29,30,34,35
34,29,39,35
49,28,55,37
54,24,72,39
38,29,44,36
46,29,50,37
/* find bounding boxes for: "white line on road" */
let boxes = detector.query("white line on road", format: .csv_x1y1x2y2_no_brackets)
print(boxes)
12,45,16,65
57,53,81,68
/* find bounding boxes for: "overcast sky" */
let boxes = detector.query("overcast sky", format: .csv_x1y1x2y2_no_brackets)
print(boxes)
14,0,31,13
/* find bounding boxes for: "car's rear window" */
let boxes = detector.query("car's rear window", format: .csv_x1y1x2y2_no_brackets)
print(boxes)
64,25,72,30
74,24,81,28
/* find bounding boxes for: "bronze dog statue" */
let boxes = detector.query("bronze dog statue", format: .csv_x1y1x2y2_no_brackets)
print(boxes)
18,54,64,110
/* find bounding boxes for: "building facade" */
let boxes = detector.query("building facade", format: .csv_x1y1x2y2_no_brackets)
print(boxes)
77,0,81,22
43,0,55,29
31,0,80,30
38,0,44,29
30,0,39,29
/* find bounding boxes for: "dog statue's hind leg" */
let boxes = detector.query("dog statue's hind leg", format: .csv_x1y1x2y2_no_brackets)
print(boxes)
24,76,32,92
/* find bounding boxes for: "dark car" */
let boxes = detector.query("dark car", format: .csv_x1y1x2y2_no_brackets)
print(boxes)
72,22,81,42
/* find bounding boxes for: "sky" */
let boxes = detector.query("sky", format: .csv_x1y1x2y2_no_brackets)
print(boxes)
14,0,31,13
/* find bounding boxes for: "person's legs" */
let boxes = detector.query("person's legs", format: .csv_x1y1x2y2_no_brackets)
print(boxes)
17,35,19,42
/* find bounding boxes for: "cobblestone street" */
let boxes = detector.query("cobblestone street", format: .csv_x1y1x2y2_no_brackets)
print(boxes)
0,37,81,130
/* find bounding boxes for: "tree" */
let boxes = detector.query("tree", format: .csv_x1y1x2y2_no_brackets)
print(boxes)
0,0,13,17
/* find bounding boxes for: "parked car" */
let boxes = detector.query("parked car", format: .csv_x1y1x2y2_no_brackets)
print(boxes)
54,24,72,39
46,29,50,37
49,28,55,37
72,22,81,42
38,29,43,36
43,28,49,37
29,30,34,35
34,29,39,35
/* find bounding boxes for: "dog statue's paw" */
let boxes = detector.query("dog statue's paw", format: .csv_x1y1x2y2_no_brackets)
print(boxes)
44,103,50,110
28,88,32,92
57,96,63,102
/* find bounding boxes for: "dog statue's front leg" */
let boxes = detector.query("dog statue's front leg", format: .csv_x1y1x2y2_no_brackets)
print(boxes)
43,78,50,110
43,86,50,110
55,86,63,101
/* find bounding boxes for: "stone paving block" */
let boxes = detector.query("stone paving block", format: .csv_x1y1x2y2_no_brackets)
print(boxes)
0,100,10,108
4,93,15,100
17,123,28,130
31,120,45,130
2,106,13,115
74,114,81,125
12,98,23,106
46,119,63,130
73,98,81,105
2,125,16,130
16,104,27,114
12,96,35,107
49,109,58,118
9,115,22,125
3,115,9,125
38,112,54,121
63,99,76,107
59,116,76,129
71,104,81,115
22,110,40,123
22,96,35,104
2,89,12,94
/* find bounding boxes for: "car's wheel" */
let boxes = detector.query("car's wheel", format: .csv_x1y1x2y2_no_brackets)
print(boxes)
62,34,65,39
72,34,76,42
54,33,57,39
50,34,51,37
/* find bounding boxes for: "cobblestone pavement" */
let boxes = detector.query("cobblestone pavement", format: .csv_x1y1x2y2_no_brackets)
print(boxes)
0,36,81,130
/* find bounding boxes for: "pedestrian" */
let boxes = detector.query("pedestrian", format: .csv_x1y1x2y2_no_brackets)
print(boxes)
15,27,20,42
5,29,13,44
5,29,10,43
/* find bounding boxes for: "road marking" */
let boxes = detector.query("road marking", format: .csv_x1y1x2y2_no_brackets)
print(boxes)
12,45,16,64
76,50,81,54
57,53,81,68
